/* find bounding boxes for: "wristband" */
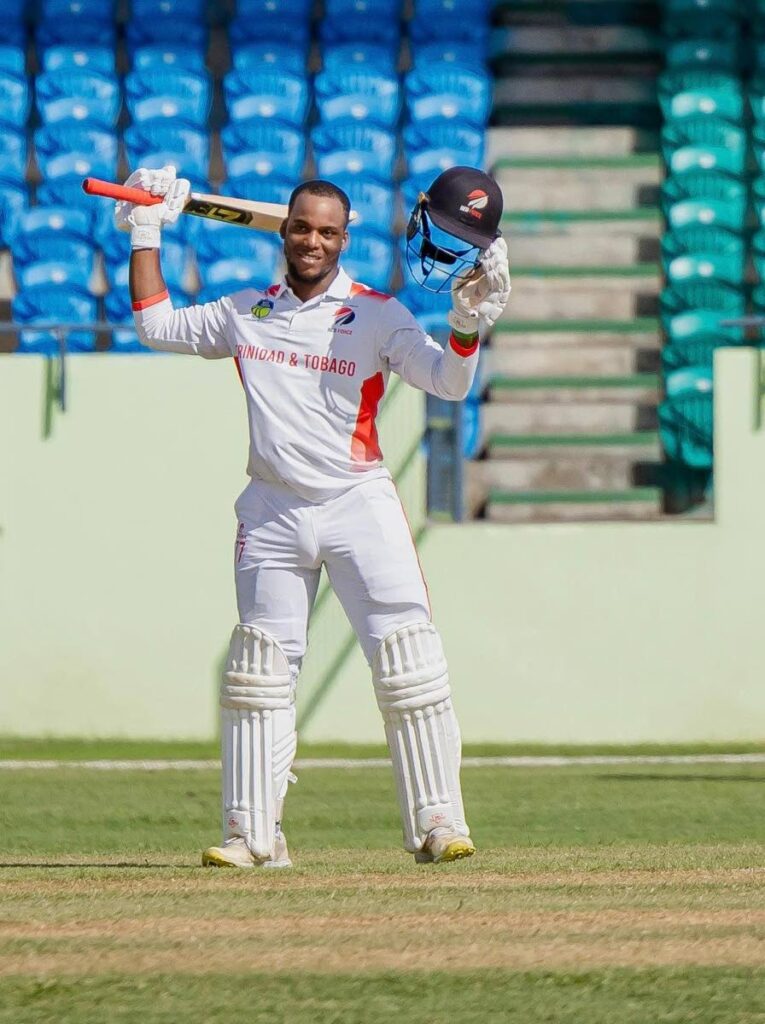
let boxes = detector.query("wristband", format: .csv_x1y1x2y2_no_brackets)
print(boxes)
131,224,161,249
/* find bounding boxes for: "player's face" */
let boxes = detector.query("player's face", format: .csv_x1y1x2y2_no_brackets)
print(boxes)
282,194,348,288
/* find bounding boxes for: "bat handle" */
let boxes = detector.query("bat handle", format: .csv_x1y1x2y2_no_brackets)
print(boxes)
81,177,163,206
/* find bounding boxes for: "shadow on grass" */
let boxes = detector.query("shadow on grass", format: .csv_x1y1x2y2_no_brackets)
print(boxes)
601,774,765,783
0,862,190,869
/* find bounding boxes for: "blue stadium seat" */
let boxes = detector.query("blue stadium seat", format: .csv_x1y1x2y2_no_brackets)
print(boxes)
13,285,98,354
4,0,26,19
322,43,398,74
196,219,282,271
312,122,397,182
318,15,401,45
10,207,95,267
405,66,492,125
0,72,29,130
132,0,206,16
36,19,116,49
412,41,487,69
222,121,306,181
126,68,212,126
3,24,26,49
409,14,489,45
403,121,484,177
0,178,27,244
396,284,451,335
324,0,402,15
659,366,714,468
342,231,396,291
35,69,120,127
314,68,401,127
42,45,116,75
37,177,98,208
0,130,26,180
41,0,114,15
16,258,94,292
236,0,313,13
106,241,189,294
199,258,274,301
232,44,306,75
132,46,207,72
125,122,210,180
126,18,207,52
229,16,310,50
0,45,25,77
221,175,294,207
224,69,310,126
35,125,118,182
400,175,436,214
330,175,395,234
415,0,489,12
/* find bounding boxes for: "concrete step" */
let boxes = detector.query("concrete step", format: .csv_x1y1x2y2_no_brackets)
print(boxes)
495,156,661,211
503,208,660,237
494,0,661,29
487,372,661,404
468,452,652,494
485,431,661,459
491,25,661,65
493,76,659,127
509,269,660,319
484,343,658,376
487,125,658,160
482,400,658,434
483,487,664,523
508,232,658,265
492,317,661,349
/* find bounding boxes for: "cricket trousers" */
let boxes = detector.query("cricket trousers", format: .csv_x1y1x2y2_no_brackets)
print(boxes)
233,475,431,673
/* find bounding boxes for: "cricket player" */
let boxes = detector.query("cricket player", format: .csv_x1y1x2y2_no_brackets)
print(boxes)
118,165,510,867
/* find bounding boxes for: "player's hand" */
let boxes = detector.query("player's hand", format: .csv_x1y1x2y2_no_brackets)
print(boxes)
448,237,511,336
115,165,190,249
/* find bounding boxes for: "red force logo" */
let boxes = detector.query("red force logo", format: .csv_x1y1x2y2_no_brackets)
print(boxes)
460,189,489,221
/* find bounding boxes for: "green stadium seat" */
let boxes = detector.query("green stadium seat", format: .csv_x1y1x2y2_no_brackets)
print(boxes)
663,310,747,371
664,38,740,71
665,197,746,234
662,226,744,262
661,171,747,211
661,276,744,317
659,366,714,470
667,144,745,177
660,116,746,163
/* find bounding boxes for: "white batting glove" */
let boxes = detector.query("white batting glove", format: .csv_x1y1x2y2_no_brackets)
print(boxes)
115,165,190,249
448,237,511,336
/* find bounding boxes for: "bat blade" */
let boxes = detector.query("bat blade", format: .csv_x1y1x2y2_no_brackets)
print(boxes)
183,192,288,232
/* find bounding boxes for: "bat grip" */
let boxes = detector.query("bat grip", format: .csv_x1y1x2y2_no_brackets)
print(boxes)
81,178,163,206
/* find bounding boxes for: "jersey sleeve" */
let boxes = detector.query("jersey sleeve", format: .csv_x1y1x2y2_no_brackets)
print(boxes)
132,289,236,359
378,297,479,401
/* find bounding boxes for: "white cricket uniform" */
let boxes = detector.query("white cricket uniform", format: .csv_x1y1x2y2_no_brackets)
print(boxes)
133,266,478,667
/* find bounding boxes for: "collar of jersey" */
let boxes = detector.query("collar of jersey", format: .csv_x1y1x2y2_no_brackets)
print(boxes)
272,267,354,304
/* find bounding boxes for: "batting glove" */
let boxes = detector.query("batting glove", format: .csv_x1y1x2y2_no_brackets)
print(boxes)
448,237,511,336
115,165,190,249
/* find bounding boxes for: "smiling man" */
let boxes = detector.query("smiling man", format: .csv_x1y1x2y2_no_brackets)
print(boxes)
119,167,510,869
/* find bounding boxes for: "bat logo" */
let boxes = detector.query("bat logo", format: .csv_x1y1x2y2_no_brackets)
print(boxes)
251,299,274,319
334,306,356,326
189,200,249,224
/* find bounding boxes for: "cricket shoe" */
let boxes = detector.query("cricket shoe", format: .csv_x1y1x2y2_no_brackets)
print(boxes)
414,827,476,864
201,833,292,869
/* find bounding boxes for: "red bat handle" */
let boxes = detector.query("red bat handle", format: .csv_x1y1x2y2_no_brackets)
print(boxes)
81,177,163,206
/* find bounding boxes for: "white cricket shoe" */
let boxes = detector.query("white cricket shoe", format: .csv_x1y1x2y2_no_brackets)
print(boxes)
201,832,292,869
414,827,476,864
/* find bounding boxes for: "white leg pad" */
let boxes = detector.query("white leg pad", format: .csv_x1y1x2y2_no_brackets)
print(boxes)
372,622,469,853
220,623,296,860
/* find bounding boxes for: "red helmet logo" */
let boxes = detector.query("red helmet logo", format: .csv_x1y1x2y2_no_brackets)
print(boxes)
466,189,488,210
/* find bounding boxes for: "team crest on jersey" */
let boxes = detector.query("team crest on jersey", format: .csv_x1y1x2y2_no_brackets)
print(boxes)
251,298,274,319
329,306,356,334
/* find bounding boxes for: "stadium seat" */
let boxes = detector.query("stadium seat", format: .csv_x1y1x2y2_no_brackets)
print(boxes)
665,197,745,235
126,68,212,127
396,284,451,335
329,175,395,234
196,219,281,273
230,15,310,50
660,116,745,162
667,144,745,177
10,207,95,268
661,277,744,318
223,69,310,126
35,69,120,127
222,121,306,181
2,23,26,48
412,41,487,70
0,44,25,77
342,232,396,291
657,70,744,122
324,0,402,15
664,38,739,71
314,68,401,127
312,122,397,182
41,0,114,15
666,252,744,289
661,171,747,209
404,66,492,125
658,366,714,469
0,130,26,180
221,175,294,207
318,15,401,46
0,178,28,244
132,0,206,16
36,18,116,49
403,122,484,177
662,226,744,262
0,72,29,130
409,14,489,46
236,0,313,14
662,317,746,372
322,43,398,75
126,18,207,52
125,122,210,180
414,0,489,13
232,44,307,75
106,243,189,295
399,176,430,215
42,45,116,74
132,46,207,72
662,4,740,40
35,124,118,180
37,177,101,208
12,284,98,354
16,258,94,292
197,258,274,302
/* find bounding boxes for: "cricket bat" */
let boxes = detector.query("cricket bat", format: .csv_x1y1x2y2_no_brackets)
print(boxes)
82,177,289,233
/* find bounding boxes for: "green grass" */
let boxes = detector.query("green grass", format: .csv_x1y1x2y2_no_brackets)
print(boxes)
1,750,764,1022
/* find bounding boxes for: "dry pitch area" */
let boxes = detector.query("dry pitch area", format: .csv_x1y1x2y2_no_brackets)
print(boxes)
0,740,764,1022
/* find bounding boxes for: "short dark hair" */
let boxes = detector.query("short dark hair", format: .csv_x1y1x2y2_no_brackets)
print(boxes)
288,179,351,224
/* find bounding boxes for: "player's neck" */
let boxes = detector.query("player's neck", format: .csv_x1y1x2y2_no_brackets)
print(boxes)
285,267,340,304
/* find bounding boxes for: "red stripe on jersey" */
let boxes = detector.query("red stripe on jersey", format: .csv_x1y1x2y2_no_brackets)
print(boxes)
449,332,479,358
266,283,280,296
131,289,169,311
234,356,244,387
351,372,385,463
349,282,392,302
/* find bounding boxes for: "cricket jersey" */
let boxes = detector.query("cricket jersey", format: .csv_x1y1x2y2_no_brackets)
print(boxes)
133,267,479,502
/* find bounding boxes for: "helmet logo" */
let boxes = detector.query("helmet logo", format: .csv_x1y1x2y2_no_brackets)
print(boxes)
460,189,488,220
